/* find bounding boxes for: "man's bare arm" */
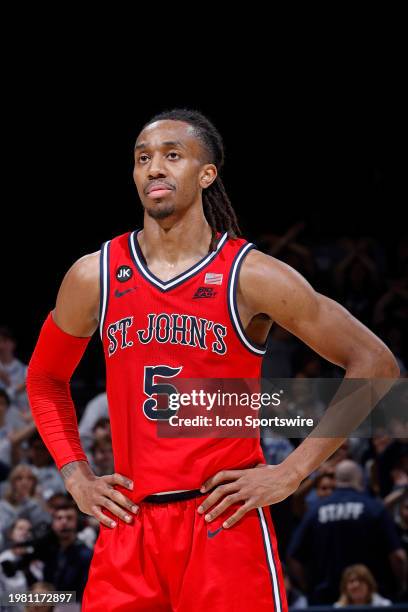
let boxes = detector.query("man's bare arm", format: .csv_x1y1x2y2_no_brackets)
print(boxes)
53,251,100,337
198,250,399,528
238,249,399,477
53,252,100,488
28,252,139,527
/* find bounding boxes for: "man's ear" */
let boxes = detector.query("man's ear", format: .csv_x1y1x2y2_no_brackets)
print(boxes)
199,164,217,189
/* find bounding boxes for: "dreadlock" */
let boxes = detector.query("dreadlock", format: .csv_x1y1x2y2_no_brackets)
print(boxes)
142,109,241,251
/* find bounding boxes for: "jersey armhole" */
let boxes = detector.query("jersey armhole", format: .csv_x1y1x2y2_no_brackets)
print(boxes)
99,240,111,339
227,243,267,356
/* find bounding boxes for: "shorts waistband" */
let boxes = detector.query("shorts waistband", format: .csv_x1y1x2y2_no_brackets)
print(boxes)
142,488,205,504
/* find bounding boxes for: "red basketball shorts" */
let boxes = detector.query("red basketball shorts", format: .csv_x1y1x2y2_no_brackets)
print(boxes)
82,491,288,611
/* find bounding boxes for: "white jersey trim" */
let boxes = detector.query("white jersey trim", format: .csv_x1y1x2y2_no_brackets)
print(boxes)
99,240,111,338
257,507,283,612
129,230,228,291
228,243,267,356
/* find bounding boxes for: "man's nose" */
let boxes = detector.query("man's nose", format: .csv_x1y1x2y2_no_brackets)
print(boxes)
148,153,166,178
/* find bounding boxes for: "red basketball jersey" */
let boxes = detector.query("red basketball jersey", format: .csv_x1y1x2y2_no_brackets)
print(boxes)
99,230,267,501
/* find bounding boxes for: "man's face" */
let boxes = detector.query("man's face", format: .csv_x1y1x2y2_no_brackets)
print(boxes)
30,584,54,612
93,442,114,472
133,120,215,222
13,470,36,497
29,439,51,467
332,441,349,463
316,475,334,498
52,509,78,536
0,336,15,361
11,518,32,543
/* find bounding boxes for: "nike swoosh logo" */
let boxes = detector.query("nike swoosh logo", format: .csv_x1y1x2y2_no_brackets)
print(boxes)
114,288,137,298
207,527,223,538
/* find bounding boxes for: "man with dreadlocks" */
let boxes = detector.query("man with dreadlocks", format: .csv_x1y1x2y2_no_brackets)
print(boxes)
26,110,399,611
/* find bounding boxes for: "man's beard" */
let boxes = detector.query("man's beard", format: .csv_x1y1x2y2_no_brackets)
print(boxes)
145,203,176,220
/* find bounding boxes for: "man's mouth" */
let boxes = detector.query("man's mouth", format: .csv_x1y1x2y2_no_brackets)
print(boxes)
145,183,175,199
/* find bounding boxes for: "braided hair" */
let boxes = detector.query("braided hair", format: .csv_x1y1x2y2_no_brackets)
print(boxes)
142,109,241,251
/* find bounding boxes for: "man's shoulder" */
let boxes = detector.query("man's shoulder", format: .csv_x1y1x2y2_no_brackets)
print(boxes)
69,229,133,278
323,487,384,511
54,250,102,336
238,247,304,296
72,251,100,278
239,248,279,277
67,251,101,288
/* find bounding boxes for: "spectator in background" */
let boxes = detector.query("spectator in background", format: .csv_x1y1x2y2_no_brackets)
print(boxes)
34,500,92,602
260,392,295,467
377,436,408,498
287,460,406,604
26,433,65,500
1,390,37,474
46,493,72,516
89,432,113,477
24,580,81,612
0,518,41,602
0,389,13,475
78,392,108,452
1,388,32,434
1,517,32,552
261,434,294,468
395,492,408,558
0,327,29,413
334,564,392,607
0,465,50,536
288,374,325,426
384,489,408,559
362,427,392,497
291,443,350,518
262,325,299,379
281,563,308,609
91,417,111,441
315,473,335,497
24,582,56,612
44,492,97,551
292,465,335,518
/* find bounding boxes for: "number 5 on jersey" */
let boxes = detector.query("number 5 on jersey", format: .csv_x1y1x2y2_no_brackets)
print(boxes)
143,365,183,420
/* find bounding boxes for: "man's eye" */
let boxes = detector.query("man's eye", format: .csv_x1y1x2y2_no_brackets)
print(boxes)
167,152,180,160
139,154,149,163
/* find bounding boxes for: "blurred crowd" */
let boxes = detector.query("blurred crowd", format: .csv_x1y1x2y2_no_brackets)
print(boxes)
0,226,407,610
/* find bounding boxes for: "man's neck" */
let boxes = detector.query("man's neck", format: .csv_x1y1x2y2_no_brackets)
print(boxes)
140,211,214,267
59,534,76,550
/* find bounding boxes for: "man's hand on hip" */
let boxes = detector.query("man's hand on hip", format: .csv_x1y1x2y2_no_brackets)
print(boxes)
197,463,301,529
62,461,139,528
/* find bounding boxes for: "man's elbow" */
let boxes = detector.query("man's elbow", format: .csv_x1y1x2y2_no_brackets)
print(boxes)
373,347,400,379
346,344,400,378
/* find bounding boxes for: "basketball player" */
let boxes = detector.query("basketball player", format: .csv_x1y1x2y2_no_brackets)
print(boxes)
26,110,399,611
